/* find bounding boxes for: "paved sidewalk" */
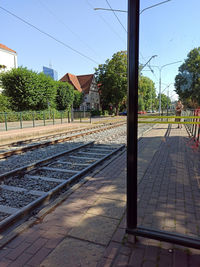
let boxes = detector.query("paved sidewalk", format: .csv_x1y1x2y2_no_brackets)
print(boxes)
0,124,200,266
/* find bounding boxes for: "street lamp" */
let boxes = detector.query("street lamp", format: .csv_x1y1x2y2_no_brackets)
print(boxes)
94,0,172,15
151,61,181,115
94,8,127,13
140,55,157,72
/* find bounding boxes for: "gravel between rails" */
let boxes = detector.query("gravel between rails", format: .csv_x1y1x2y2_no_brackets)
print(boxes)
0,189,38,208
4,176,60,192
0,123,152,175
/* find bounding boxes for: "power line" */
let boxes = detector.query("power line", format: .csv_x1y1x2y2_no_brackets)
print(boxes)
0,5,99,65
139,53,158,81
85,0,126,45
105,0,127,33
37,0,100,59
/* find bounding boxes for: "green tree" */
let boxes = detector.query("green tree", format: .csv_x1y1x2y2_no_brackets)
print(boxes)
56,82,74,110
0,94,11,112
73,90,83,109
0,67,57,111
35,72,57,110
139,76,156,110
157,93,171,112
138,96,145,111
95,51,127,115
175,47,200,108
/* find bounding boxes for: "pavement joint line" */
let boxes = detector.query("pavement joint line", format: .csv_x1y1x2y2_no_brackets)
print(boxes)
0,147,126,249
66,234,107,248
85,211,124,221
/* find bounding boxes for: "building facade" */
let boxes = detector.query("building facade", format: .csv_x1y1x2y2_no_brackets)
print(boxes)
0,43,18,92
43,66,58,81
0,43,17,72
60,73,100,110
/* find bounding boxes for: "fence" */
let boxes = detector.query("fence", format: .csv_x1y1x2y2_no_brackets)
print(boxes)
183,109,200,145
138,109,200,146
0,110,91,131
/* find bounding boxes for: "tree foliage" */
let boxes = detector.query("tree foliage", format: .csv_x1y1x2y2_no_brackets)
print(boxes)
0,94,11,112
73,90,83,109
175,47,200,108
138,96,145,111
157,93,171,111
139,76,156,110
95,51,127,115
56,82,74,110
0,67,57,111
95,51,158,113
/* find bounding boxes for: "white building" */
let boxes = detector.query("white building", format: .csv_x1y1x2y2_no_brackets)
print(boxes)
0,43,17,72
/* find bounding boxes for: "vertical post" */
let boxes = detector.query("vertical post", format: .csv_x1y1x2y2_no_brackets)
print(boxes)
127,0,140,230
68,111,70,123
43,111,45,126
61,111,63,124
53,111,55,125
159,70,162,115
4,112,8,131
32,112,35,127
71,105,74,122
151,84,153,113
80,112,82,123
90,112,92,123
166,89,168,118
20,112,23,129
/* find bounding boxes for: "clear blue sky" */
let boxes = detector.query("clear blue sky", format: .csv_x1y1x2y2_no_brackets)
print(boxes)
1,0,200,101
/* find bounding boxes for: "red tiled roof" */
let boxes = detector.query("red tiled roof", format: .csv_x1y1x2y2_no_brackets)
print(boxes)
0,43,16,54
60,73,82,92
77,74,94,94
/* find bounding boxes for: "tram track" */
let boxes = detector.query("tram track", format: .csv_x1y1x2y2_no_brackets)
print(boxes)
0,119,157,235
0,141,125,233
0,120,126,159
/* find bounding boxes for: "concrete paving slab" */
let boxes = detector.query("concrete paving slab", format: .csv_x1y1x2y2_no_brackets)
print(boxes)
87,197,126,219
69,213,119,246
40,237,105,267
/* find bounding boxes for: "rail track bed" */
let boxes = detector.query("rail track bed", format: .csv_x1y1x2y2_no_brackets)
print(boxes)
0,141,124,232
0,120,126,159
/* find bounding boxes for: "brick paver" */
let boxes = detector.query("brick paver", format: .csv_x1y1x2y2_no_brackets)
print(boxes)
0,124,200,266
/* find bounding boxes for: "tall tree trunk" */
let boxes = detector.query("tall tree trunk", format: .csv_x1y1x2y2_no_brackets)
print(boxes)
115,104,119,116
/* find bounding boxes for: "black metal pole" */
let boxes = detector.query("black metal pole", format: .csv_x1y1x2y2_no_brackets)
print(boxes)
127,0,140,229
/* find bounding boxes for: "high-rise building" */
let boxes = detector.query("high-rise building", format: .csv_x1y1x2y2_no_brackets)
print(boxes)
43,66,58,81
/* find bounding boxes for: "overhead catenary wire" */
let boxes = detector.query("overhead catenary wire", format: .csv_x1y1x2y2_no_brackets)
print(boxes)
37,0,101,59
85,0,126,45
105,0,127,33
0,5,99,65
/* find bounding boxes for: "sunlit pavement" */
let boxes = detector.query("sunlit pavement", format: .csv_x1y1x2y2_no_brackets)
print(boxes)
0,124,200,266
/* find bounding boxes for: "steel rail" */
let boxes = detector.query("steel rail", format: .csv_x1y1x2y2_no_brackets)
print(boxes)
0,142,125,232
0,121,126,159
